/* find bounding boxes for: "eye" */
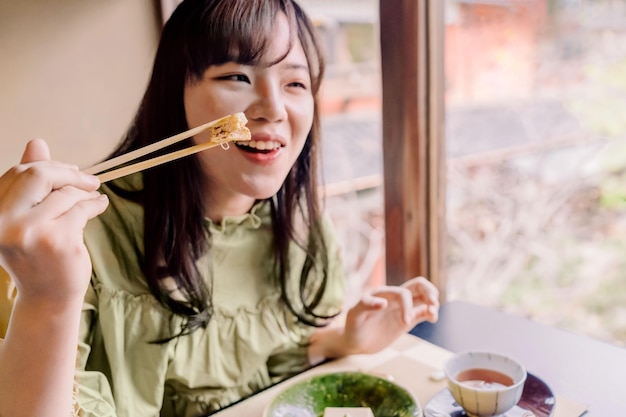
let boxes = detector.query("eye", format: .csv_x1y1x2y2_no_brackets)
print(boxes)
220,73,250,83
288,81,308,90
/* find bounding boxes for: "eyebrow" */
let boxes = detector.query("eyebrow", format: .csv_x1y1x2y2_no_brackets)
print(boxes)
279,62,309,72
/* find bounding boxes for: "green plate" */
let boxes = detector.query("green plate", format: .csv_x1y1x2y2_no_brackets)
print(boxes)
263,371,422,417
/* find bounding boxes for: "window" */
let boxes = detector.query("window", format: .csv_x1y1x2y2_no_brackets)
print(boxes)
443,0,626,346
378,0,626,346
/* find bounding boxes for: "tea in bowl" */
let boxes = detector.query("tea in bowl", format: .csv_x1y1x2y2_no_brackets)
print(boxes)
443,351,527,417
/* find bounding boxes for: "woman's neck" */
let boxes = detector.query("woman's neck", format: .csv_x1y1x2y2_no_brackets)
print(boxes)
204,192,256,223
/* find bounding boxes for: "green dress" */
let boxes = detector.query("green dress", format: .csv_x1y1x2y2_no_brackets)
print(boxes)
74,174,345,416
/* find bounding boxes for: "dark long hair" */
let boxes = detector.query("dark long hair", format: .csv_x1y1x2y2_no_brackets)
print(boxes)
106,0,334,340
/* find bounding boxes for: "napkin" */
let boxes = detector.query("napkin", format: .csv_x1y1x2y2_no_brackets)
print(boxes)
323,407,374,417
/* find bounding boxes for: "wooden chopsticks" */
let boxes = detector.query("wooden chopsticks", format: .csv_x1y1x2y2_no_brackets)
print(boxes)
84,113,243,183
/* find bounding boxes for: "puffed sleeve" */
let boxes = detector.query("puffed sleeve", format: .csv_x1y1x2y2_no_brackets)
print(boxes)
74,283,118,416
0,266,117,416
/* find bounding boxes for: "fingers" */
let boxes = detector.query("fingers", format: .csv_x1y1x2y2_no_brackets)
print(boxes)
20,138,51,164
0,139,107,258
402,276,440,307
402,276,440,323
0,140,109,307
0,185,108,259
415,302,439,323
30,186,108,223
364,277,440,324
0,163,101,214
359,293,388,309
55,193,109,234
369,286,416,325
351,276,441,332
14,138,99,197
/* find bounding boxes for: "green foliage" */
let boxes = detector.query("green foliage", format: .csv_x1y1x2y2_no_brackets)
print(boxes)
345,23,376,63
569,59,626,137
598,172,626,209
584,254,626,314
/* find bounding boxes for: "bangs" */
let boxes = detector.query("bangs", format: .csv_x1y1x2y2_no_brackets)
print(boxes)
182,0,297,82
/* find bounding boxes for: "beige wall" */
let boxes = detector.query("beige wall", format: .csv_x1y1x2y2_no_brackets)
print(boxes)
0,0,161,171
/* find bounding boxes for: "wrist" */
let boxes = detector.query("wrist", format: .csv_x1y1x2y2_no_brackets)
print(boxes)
308,325,358,366
13,293,84,329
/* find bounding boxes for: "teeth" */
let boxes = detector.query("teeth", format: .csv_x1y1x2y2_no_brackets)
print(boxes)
238,140,281,150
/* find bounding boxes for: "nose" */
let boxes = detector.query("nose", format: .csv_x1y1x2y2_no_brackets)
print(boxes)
246,80,287,123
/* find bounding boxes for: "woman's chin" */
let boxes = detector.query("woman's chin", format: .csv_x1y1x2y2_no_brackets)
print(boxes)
245,186,282,201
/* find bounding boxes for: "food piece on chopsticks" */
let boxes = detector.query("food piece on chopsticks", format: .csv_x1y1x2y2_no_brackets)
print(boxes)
323,407,374,417
207,112,251,146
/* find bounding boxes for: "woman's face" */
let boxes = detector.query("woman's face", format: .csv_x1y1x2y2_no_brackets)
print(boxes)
184,12,314,219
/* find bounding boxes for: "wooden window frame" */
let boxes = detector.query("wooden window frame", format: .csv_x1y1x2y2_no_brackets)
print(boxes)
379,0,446,296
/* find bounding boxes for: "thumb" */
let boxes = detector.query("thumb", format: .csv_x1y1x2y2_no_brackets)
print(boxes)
20,138,51,164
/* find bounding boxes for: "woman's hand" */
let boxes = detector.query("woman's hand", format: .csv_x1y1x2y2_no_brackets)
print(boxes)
0,139,109,417
0,138,108,305
341,276,439,355
308,276,439,364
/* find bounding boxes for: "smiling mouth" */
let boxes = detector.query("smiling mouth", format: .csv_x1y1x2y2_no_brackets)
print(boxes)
235,140,283,154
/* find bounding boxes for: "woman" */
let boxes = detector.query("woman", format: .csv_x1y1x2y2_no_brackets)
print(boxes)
0,1,439,416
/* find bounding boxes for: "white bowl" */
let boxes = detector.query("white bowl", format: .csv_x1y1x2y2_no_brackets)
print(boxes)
263,371,422,417
443,351,527,417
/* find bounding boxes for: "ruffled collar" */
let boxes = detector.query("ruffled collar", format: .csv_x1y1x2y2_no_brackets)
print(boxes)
204,201,268,233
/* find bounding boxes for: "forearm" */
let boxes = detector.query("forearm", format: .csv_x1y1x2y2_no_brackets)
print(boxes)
0,296,83,417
